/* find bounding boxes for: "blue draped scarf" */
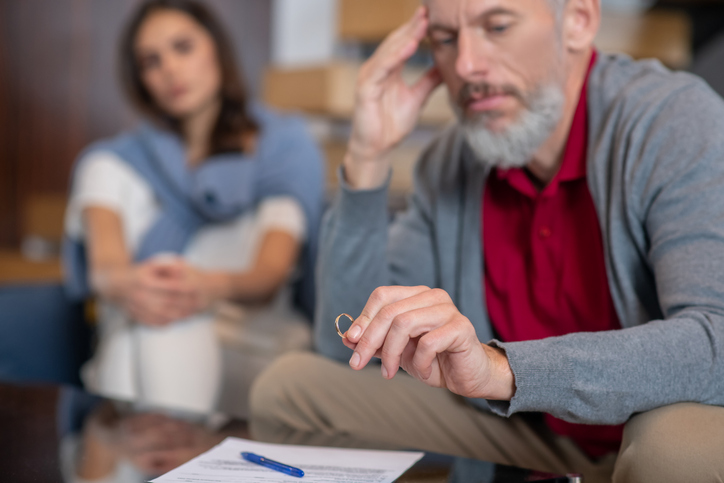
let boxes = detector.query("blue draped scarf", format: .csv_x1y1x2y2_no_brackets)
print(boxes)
63,104,325,319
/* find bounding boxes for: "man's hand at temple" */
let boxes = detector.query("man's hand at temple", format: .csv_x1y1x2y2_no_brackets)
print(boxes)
342,286,516,401
344,6,442,190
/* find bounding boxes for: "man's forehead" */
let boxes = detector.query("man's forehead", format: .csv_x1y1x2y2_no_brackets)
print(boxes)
425,0,547,26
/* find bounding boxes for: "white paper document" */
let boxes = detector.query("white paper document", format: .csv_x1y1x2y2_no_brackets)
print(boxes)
151,437,424,483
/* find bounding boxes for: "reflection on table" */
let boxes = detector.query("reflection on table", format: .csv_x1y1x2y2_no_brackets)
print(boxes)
0,382,575,482
60,392,248,482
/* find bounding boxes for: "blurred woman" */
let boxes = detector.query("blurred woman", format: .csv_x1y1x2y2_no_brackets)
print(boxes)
63,0,324,416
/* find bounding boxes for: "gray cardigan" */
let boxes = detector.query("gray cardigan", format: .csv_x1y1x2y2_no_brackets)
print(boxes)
314,53,724,425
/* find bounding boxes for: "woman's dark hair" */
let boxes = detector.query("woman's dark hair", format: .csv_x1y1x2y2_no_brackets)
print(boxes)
120,0,258,155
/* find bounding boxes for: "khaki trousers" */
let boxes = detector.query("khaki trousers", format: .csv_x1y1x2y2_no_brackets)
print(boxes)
250,352,724,483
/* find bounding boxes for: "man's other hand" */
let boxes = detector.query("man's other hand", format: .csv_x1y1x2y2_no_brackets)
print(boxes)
344,7,443,190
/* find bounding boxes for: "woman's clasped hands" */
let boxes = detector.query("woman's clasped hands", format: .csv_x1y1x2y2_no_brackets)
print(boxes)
112,257,215,327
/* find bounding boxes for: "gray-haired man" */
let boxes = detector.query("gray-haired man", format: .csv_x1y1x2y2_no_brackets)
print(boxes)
251,1,724,481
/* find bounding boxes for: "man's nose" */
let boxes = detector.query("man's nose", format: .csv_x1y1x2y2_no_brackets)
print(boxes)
455,30,489,82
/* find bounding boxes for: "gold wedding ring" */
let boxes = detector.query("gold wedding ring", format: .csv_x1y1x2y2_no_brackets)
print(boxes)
335,313,354,338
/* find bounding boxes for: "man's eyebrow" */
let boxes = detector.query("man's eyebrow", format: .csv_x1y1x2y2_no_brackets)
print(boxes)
427,6,519,33
427,23,455,34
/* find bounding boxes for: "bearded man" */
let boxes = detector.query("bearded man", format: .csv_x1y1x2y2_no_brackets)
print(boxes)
250,1,724,481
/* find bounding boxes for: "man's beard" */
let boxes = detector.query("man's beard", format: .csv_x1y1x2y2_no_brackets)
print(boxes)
451,81,564,169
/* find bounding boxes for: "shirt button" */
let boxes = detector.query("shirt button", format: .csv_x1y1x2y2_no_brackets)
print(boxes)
539,226,552,238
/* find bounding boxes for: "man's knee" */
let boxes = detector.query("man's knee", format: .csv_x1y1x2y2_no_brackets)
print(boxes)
249,351,321,424
613,403,724,483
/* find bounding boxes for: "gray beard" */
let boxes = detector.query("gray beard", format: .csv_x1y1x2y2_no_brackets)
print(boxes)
452,84,565,169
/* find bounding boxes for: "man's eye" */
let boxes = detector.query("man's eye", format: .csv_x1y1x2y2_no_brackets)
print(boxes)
432,36,456,47
489,23,510,34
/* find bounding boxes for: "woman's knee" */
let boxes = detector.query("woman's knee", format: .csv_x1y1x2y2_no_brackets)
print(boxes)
613,403,724,483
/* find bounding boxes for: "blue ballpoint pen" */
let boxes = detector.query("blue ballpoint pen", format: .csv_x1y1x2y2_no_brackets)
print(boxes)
241,452,305,478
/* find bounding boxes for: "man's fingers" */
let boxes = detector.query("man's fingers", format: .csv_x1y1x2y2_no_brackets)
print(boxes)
350,287,451,370
372,6,426,62
386,6,426,44
365,37,417,85
342,337,357,351
397,339,419,376
362,7,428,87
411,66,443,105
411,318,472,380
347,285,430,343
380,303,454,379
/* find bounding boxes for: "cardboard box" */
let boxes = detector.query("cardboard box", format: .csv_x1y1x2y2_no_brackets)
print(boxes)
338,0,419,42
264,63,454,125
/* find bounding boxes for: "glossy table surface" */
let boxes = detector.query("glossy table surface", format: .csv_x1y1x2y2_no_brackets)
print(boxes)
0,382,576,483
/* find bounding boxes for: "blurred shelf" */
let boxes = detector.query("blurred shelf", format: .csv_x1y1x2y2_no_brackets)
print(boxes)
336,0,691,69
263,62,454,126
596,9,692,69
0,193,66,285
0,250,62,285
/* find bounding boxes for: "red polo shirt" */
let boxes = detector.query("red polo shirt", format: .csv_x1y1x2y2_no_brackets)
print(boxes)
482,52,624,458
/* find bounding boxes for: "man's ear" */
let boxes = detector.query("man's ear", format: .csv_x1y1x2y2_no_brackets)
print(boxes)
562,0,601,53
